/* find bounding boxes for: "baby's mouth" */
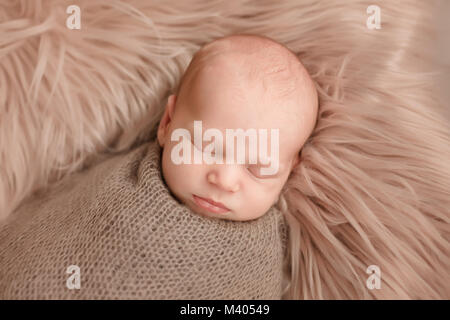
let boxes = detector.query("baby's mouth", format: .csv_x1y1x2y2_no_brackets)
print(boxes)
192,195,230,214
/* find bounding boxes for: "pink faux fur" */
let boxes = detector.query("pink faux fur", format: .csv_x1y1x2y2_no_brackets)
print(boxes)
1,0,449,299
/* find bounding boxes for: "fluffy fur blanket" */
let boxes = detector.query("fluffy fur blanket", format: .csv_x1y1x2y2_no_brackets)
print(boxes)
0,140,287,299
1,0,449,299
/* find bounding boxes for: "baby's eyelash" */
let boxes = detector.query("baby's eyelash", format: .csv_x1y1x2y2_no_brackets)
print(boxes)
189,139,272,179
246,165,264,178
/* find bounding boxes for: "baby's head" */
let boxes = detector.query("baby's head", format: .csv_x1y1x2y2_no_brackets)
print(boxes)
157,34,318,221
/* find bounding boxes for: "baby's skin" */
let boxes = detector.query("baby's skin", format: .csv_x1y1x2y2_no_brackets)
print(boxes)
157,35,318,221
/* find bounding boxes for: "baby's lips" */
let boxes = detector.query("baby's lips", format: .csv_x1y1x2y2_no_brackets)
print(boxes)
193,195,230,212
205,197,229,210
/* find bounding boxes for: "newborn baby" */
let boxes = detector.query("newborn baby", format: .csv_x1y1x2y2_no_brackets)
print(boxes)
157,34,318,221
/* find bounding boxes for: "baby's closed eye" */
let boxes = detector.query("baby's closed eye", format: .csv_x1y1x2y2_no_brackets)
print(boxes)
246,164,263,178
246,163,278,179
189,137,279,179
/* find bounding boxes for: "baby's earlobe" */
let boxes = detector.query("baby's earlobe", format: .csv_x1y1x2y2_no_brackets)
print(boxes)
157,120,167,147
157,129,164,147
292,155,301,169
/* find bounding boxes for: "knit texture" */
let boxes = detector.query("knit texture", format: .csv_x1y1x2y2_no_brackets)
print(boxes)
0,140,288,299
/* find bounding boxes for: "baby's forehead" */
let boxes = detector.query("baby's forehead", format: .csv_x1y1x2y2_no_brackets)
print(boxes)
189,58,307,125
187,68,298,124
186,47,313,115
184,63,311,140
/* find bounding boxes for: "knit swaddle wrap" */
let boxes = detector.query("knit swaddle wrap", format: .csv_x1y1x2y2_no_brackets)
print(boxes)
0,140,288,299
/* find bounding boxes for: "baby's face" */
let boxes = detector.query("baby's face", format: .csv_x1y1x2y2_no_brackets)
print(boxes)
158,54,316,221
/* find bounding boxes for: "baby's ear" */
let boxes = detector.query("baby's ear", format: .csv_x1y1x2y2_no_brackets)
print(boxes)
291,154,301,170
157,94,177,147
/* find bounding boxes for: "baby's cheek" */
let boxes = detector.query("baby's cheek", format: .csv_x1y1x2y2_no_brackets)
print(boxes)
164,153,204,192
238,184,279,220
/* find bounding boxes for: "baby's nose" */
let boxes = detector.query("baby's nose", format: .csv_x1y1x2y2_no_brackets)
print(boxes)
207,166,240,193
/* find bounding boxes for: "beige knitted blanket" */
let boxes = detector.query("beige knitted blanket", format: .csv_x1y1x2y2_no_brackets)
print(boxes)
0,140,287,299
